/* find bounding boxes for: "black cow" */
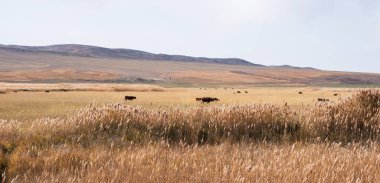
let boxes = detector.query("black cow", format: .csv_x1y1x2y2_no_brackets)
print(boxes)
245,91,248,93
334,93,339,96
237,91,241,94
299,92,303,94
197,97,219,103
317,98,329,102
125,96,137,101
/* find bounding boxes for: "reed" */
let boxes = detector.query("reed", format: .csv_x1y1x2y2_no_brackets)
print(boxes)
1,90,380,182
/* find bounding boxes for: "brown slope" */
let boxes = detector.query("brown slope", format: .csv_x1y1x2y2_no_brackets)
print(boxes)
0,45,380,85
0,44,259,66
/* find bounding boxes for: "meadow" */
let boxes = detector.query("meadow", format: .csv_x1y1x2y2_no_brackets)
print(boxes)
0,83,352,120
0,84,379,182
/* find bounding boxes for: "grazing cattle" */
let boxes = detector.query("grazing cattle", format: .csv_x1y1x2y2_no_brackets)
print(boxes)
299,92,303,94
245,91,248,93
197,97,219,103
334,93,339,96
317,98,329,102
125,96,137,101
195,97,203,101
237,91,241,94
45,90,50,93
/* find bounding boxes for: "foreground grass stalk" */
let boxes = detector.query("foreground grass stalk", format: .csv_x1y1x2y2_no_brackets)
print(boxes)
0,90,379,182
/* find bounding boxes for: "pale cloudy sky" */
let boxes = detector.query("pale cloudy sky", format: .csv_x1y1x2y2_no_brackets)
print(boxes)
1,0,379,73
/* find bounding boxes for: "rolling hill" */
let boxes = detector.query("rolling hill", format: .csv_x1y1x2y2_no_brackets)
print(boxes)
0,44,258,66
0,44,379,86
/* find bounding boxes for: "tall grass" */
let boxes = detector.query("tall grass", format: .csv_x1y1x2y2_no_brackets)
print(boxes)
4,89,376,147
4,143,380,183
0,90,380,182
302,90,380,143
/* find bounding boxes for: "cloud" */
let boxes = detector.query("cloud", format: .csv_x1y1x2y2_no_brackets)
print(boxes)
213,0,288,25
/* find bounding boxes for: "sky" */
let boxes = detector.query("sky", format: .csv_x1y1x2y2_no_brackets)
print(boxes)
0,0,380,73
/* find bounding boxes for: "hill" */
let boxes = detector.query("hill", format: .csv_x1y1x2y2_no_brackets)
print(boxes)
0,44,380,86
0,44,258,66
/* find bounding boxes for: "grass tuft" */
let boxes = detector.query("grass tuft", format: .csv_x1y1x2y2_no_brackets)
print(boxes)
1,90,380,182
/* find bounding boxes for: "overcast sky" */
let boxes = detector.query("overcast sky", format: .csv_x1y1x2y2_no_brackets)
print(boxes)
1,0,379,73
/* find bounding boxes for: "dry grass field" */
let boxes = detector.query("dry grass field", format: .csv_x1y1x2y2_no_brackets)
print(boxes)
1,83,380,182
0,83,352,120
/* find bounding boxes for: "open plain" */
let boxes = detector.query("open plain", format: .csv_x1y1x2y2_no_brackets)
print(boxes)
1,43,379,183
0,83,354,120
3,0,380,181
1,83,380,182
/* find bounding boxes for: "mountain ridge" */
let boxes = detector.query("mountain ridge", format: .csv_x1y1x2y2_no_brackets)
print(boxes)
0,44,262,66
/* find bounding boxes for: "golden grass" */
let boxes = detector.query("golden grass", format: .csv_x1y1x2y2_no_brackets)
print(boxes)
4,143,380,183
1,87,380,182
0,86,353,120
3,90,378,146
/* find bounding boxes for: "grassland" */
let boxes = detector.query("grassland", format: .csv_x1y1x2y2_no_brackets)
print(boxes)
0,83,353,120
0,84,380,182
3,143,380,182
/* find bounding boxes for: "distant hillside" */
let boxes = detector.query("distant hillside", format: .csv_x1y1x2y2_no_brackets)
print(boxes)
0,44,380,86
0,44,259,66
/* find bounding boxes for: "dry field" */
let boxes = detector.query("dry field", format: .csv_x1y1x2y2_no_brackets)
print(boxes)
0,83,353,120
0,84,380,182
